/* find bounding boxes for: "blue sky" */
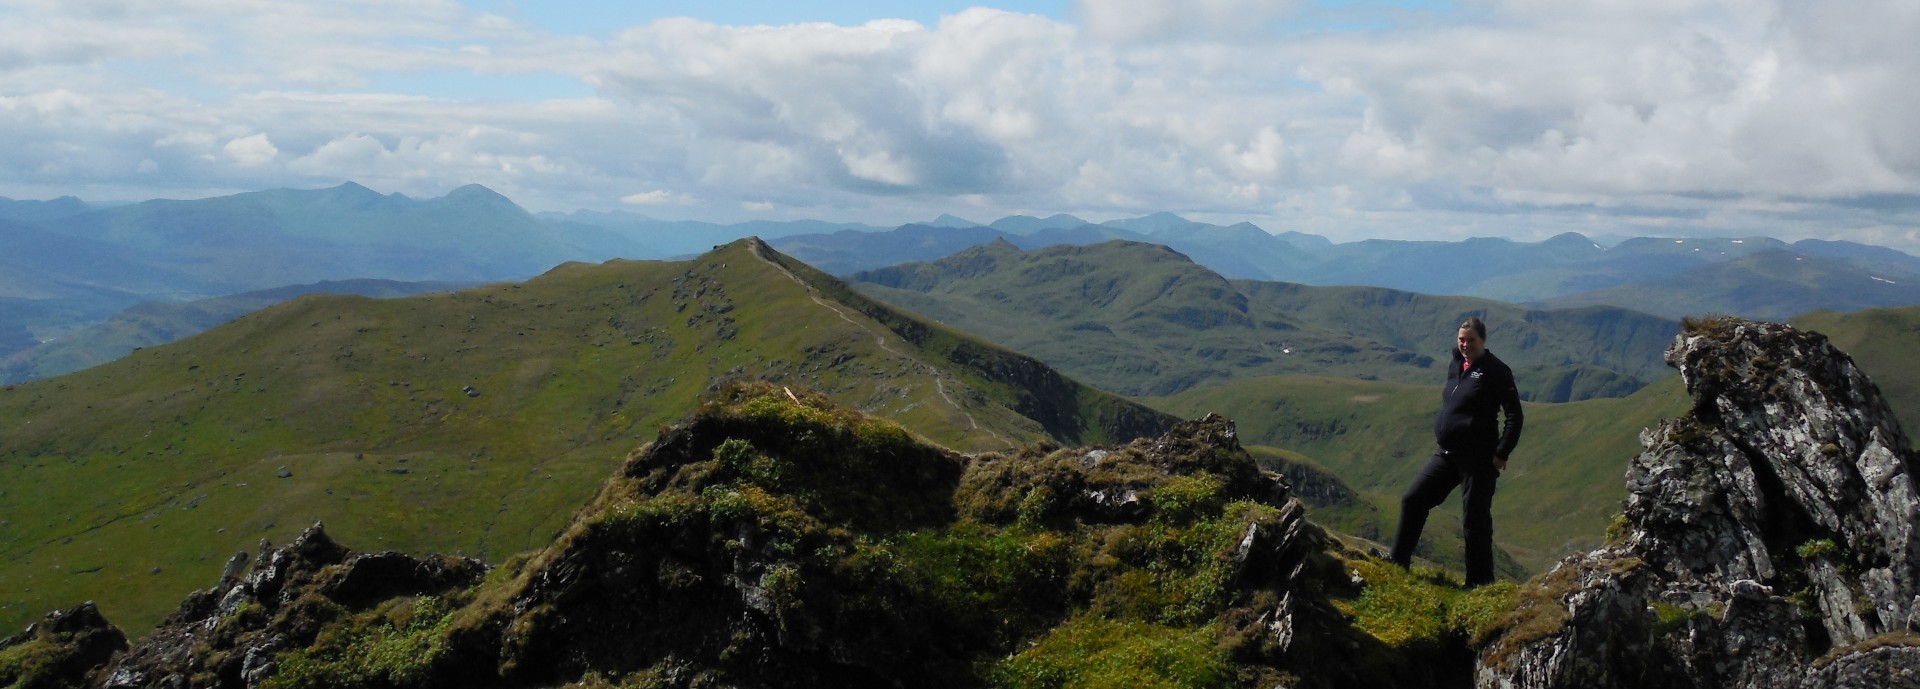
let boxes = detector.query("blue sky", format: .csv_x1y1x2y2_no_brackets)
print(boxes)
2,0,1917,251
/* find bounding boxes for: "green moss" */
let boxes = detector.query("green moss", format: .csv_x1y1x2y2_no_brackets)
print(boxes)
261,595,459,689
1650,602,1695,636
989,616,1231,689
1797,539,1840,561
1603,513,1632,545
889,525,1072,644
1081,503,1276,626
0,635,75,689
1333,558,1517,650
1149,475,1225,524
760,564,805,630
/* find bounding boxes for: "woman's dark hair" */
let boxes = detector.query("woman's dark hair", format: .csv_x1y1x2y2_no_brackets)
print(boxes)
1459,317,1487,339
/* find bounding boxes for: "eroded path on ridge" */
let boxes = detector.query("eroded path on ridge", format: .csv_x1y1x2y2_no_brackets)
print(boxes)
748,240,1010,448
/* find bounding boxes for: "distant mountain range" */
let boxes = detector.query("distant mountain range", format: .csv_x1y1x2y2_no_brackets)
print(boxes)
6,181,1919,373
773,218,1920,320
850,240,1678,402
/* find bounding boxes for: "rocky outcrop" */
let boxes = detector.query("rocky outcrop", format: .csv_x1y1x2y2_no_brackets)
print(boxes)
98,523,484,689
0,601,127,689
1479,318,1920,689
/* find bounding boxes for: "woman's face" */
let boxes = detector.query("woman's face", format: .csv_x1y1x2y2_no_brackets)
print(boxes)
1458,327,1486,361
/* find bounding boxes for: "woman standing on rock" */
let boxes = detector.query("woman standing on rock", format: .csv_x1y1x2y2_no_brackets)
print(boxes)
1388,316,1523,587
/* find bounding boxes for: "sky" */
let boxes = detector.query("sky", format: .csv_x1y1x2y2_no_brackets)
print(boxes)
3,0,1919,250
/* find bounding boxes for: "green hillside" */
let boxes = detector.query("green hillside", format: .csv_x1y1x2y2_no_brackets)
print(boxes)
0,239,1173,634
0,280,469,384
852,240,1678,401
1151,375,1690,571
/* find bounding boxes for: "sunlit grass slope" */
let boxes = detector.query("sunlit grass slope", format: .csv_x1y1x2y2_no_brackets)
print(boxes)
853,240,1677,401
0,239,1172,634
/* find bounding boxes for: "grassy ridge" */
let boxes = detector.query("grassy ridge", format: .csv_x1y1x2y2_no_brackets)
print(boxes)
0,240,1170,634
1151,375,1689,571
852,240,1678,401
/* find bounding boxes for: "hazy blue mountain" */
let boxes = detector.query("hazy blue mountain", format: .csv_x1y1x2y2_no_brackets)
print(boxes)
10,181,1919,358
1101,211,1197,235
769,224,1013,275
1791,238,1920,276
988,213,1090,234
926,213,984,228
1010,223,1147,248
541,210,880,258
31,182,586,292
1275,230,1334,251
1290,233,1612,295
1541,249,1920,320
1,183,630,356
0,217,197,351
0,195,92,223
1141,220,1314,279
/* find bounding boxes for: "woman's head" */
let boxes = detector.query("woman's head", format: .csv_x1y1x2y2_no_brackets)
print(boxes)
1458,317,1487,361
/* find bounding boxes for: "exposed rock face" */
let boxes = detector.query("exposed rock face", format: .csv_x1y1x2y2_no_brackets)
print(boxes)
98,523,484,689
1479,319,1920,689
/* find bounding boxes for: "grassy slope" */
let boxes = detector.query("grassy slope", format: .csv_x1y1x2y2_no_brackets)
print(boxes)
0,239,1169,634
1151,375,1690,571
1,280,468,384
852,240,1677,401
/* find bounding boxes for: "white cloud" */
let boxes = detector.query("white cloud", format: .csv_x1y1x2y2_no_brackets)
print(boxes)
0,0,1916,250
223,133,279,166
1075,0,1300,42
620,189,692,205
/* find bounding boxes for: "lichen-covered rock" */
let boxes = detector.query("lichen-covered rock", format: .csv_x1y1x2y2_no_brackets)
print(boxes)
1479,318,1920,689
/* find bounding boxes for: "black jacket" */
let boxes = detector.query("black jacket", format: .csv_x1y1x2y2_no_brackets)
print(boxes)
1433,348,1523,460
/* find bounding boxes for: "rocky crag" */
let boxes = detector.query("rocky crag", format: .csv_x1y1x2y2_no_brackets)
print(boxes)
6,382,1511,688
1479,318,1920,688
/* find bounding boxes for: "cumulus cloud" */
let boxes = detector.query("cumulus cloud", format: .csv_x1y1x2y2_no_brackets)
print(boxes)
620,189,693,205
1075,0,1301,42
0,0,1917,249
224,133,279,166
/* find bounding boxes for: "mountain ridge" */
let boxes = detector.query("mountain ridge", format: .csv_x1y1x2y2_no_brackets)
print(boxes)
850,239,1679,402
0,239,1173,634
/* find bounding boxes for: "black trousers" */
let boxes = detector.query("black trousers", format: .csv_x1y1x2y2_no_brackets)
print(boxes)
1389,449,1498,586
